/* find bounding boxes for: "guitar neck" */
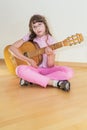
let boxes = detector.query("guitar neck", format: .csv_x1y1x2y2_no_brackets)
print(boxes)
28,41,64,58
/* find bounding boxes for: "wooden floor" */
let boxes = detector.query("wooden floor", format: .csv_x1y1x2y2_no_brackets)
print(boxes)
0,60,87,130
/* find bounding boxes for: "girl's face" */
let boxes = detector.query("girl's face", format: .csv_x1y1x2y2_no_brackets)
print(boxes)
32,22,46,37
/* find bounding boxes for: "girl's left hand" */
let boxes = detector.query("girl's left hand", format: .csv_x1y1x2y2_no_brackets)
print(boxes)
45,47,54,55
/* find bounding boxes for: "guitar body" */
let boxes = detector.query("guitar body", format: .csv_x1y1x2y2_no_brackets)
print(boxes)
4,42,42,74
18,41,42,65
4,33,84,75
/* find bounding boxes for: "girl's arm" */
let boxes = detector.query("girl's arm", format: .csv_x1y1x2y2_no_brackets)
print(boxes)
45,47,55,67
9,39,38,67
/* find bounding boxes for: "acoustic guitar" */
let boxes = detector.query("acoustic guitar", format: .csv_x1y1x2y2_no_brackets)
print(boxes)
4,33,84,75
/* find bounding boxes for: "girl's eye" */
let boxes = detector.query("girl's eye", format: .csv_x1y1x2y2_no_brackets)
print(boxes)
32,22,43,29
38,23,42,26
33,26,37,29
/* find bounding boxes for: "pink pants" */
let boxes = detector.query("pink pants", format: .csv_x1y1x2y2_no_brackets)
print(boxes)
16,65,74,87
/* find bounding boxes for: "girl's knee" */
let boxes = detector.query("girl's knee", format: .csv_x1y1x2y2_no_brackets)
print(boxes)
68,69,74,79
16,65,28,76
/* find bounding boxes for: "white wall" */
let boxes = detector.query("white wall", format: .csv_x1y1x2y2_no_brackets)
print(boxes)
0,0,87,62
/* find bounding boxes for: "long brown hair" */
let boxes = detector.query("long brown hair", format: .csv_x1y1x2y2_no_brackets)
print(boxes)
29,14,52,41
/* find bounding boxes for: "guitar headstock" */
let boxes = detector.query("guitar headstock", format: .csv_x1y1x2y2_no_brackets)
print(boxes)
63,33,84,46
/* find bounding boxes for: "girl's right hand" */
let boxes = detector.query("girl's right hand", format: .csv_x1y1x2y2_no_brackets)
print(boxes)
26,59,38,68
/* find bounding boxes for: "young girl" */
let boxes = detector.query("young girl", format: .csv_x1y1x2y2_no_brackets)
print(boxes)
9,14,74,91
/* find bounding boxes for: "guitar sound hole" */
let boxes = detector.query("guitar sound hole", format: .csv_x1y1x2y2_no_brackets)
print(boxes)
24,52,28,57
